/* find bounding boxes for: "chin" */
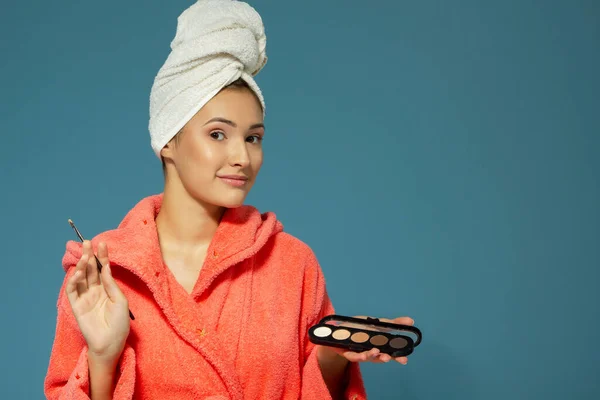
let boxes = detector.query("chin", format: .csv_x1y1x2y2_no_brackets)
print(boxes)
219,200,245,208
213,193,248,209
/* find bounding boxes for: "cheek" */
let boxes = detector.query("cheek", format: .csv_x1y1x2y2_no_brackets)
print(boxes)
185,138,218,167
251,150,264,171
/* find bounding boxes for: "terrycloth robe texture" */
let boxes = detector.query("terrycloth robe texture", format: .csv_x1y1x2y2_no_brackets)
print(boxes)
44,194,367,399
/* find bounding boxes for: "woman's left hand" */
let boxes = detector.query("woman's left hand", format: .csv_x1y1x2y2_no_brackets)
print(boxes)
319,316,415,365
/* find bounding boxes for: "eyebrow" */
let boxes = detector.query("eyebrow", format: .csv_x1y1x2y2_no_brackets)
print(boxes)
203,117,264,130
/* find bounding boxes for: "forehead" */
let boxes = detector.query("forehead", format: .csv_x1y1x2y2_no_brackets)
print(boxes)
196,87,264,123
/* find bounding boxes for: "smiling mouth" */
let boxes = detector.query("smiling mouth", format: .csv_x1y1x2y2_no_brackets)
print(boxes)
218,176,249,187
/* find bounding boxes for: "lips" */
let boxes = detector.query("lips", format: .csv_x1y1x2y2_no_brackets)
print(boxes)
218,174,248,181
218,174,249,187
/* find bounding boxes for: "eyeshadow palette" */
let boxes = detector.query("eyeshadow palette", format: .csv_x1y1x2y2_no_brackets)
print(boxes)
308,315,422,357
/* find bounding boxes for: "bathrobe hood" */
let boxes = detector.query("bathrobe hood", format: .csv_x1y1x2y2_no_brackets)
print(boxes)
62,193,284,300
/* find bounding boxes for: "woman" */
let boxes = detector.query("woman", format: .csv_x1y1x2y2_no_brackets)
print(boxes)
44,1,414,399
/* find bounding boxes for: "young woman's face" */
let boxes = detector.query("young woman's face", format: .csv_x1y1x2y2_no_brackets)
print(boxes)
161,86,265,208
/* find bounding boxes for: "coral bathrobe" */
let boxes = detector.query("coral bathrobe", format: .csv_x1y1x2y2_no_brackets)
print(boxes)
44,194,366,399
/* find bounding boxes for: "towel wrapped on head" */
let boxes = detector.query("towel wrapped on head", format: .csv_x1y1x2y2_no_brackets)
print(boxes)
149,0,267,159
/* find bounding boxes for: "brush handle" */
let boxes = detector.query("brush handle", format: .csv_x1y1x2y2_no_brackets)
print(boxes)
69,220,135,320
93,255,104,272
93,254,135,320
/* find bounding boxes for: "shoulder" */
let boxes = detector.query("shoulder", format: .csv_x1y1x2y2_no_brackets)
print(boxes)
61,193,161,272
263,230,326,285
267,232,332,320
271,231,317,260
61,223,128,272
248,205,325,277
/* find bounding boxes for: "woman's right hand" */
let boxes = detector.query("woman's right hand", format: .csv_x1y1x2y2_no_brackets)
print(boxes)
65,240,131,366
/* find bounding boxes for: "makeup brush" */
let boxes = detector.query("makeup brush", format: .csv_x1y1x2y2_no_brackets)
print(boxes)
68,219,135,320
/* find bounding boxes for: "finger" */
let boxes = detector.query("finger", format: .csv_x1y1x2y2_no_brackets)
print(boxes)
379,353,393,363
369,356,389,364
395,356,408,365
367,348,381,360
391,317,414,326
86,242,103,287
65,269,82,305
353,315,414,326
100,262,126,304
91,242,109,286
81,241,92,287
342,348,378,363
75,253,89,295
341,351,366,363
83,241,97,287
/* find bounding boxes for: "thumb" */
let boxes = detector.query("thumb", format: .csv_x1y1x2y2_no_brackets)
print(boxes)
101,263,126,303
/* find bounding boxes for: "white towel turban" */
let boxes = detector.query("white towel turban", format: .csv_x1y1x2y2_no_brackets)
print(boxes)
148,0,267,159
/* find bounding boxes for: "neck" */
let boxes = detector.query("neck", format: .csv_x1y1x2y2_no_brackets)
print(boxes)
156,174,225,252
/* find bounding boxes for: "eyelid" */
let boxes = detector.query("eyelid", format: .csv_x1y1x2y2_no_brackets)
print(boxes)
209,130,226,140
208,127,262,141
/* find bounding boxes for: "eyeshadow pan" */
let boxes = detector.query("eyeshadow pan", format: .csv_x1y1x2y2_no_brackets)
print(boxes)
389,337,408,349
370,335,388,346
332,329,351,340
313,327,332,338
350,332,369,343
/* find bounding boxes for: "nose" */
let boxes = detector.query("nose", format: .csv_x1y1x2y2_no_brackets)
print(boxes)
228,137,251,168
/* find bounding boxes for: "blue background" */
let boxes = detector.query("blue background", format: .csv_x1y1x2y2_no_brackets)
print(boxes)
1,0,598,398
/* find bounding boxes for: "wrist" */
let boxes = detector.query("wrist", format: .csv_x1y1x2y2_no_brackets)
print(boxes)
87,350,120,372
316,345,349,368
316,346,350,399
88,351,120,400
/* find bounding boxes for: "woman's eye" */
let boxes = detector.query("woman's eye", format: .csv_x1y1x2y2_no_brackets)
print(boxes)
247,135,263,144
210,131,225,140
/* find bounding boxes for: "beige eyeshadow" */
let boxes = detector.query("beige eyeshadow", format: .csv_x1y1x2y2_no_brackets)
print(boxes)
389,337,408,349
370,335,388,346
332,329,351,340
350,332,370,343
